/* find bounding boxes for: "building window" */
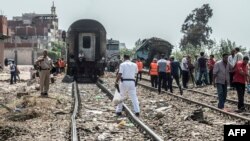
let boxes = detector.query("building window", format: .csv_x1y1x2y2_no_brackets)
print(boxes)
82,36,91,48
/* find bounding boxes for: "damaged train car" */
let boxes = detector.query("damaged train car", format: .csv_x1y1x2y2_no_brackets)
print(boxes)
134,37,173,67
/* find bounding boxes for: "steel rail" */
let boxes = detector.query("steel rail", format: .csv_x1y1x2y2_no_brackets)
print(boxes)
138,82,250,124
140,77,250,111
96,79,163,141
71,81,79,141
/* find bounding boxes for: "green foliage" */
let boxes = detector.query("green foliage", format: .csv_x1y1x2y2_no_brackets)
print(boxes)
120,48,135,58
48,50,60,60
50,41,65,59
171,50,183,62
171,44,206,62
180,4,213,49
211,39,246,59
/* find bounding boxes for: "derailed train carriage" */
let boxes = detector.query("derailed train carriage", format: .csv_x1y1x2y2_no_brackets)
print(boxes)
66,19,106,82
134,37,173,67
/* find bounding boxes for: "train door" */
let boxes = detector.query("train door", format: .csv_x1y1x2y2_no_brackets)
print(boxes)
78,33,96,61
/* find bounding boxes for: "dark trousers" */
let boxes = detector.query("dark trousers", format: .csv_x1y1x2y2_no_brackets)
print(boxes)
182,70,189,88
136,71,142,82
234,82,246,110
150,75,158,88
216,83,227,109
198,70,209,85
10,72,16,84
173,74,182,93
158,72,167,93
229,72,235,88
60,67,65,73
166,73,173,92
209,69,213,85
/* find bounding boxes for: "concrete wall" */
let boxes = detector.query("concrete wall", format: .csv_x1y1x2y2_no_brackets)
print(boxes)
4,47,34,65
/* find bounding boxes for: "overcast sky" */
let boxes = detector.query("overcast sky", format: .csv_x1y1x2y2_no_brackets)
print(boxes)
1,0,250,50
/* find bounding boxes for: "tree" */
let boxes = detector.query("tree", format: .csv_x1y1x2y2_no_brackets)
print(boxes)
211,39,246,59
120,48,134,58
180,4,213,50
50,41,66,59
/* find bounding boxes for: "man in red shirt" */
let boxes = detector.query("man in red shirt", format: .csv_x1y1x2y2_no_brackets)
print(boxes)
208,55,216,85
233,56,249,112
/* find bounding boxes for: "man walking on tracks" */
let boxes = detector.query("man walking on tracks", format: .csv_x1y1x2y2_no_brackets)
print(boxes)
157,54,167,94
197,52,209,86
165,58,173,93
170,56,183,95
149,58,158,88
181,55,190,88
136,58,143,82
208,55,216,85
228,49,236,89
35,50,53,97
115,54,140,116
213,53,230,110
233,56,249,113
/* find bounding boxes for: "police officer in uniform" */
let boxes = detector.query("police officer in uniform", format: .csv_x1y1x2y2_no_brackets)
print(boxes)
35,50,52,96
115,54,140,116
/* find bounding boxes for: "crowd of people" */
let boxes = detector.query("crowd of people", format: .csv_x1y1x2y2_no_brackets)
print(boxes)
143,47,250,113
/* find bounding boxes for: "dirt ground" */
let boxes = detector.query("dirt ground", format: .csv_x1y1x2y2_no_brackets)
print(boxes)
0,66,72,141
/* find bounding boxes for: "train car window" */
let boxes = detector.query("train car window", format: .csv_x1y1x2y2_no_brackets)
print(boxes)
107,44,119,50
82,36,91,48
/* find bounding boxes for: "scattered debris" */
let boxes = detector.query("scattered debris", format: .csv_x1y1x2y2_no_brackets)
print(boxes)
6,110,39,121
62,75,74,83
0,126,28,141
17,92,29,98
190,109,204,121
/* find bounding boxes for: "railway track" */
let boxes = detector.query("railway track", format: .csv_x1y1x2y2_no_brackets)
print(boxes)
70,79,163,141
138,79,250,124
141,69,250,103
141,77,250,111
102,77,247,140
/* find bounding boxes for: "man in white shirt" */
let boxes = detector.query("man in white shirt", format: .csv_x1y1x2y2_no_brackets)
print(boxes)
228,49,236,89
181,55,190,88
235,47,243,63
115,54,140,117
194,54,199,81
